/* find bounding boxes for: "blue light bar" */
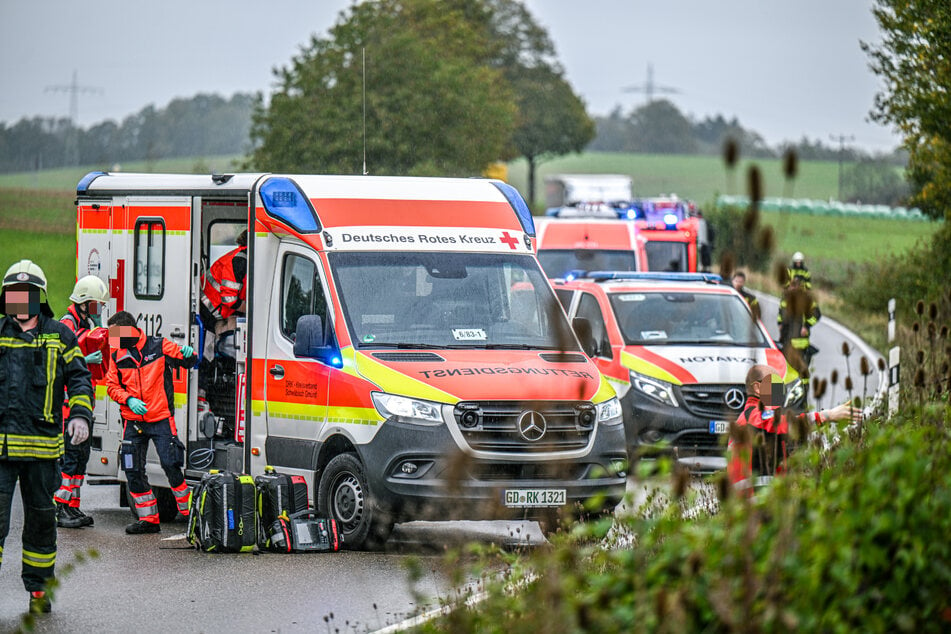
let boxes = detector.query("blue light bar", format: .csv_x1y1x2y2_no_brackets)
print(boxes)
259,177,321,233
77,171,106,194
492,181,535,237
663,213,679,226
586,271,723,283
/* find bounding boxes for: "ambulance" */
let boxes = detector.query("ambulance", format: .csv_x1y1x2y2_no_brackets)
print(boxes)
76,172,627,548
551,272,803,473
621,196,711,273
535,216,644,279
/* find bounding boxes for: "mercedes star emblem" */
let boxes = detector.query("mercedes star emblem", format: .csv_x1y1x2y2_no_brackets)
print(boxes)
517,410,547,442
724,387,746,410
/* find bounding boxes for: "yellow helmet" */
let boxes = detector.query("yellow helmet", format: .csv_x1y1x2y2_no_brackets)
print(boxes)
1,259,53,317
70,275,110,304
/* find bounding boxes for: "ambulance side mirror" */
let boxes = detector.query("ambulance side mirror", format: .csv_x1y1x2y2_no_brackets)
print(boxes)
293,315,337,364
572,317,597,358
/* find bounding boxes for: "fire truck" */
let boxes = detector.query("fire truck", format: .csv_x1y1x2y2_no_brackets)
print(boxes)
620,196,712,273
76,172,626,548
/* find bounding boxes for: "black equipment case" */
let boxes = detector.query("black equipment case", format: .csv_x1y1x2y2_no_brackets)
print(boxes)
187,470,257,553
266,510,341,553
255,466,309,548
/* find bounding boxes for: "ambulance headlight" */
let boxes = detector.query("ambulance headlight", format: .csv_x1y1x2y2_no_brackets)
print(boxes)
784,378,804,408
371,392,444,426
630,371,679,408
597,397,623,426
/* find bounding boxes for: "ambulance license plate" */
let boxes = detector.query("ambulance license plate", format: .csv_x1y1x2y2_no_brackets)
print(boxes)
709,420,729,434
503,489,566,508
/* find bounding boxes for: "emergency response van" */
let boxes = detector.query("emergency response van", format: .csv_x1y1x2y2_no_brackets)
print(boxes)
535,216,644,279
552,272,803,472
76,172,627,548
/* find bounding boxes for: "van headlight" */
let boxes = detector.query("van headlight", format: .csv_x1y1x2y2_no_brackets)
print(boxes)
784,378,804,408
371,392,444,426
597,397,623,426
630,371,679,408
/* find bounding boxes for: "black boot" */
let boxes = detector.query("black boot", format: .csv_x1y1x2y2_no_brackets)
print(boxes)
29,591,51,614
68,506,94,527
57,502,86,529
125,519,161,534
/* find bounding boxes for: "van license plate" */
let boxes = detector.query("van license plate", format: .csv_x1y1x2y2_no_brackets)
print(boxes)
503,489,566,508
709,420,728,434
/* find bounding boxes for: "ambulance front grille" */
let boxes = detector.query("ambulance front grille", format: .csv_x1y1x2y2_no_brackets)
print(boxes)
679,384,746,419
454,401,593,453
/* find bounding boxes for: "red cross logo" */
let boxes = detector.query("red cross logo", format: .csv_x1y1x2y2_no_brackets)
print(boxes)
499,231,520,250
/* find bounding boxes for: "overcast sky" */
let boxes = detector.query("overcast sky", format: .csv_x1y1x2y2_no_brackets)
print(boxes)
0,0,899,153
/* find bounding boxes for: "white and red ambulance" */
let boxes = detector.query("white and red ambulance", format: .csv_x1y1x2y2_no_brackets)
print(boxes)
76,172,626,547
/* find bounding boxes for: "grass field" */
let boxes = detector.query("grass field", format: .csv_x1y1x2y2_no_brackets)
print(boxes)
506,150,845,205
0,152,940,321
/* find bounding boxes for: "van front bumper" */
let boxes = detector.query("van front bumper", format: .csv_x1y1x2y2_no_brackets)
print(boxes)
358,419,627,522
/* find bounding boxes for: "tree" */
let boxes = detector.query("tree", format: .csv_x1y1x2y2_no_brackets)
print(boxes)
509,65,594,206
863,0,951,219
629,99,696,154
248,0,517,176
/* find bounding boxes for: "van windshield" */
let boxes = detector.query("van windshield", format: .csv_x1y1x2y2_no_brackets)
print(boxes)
537,249,639,278
643,241,689,272
329,252,579,350
610,291,769,347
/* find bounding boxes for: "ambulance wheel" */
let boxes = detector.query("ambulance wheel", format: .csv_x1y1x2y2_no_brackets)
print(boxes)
124,486,180,522
318,453,393,551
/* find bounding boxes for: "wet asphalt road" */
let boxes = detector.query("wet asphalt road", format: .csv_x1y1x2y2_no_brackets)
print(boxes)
0,482,545,633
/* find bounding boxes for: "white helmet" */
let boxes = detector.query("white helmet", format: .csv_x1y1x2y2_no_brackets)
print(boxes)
792,251,804,263
70,275,110,304
1,259,53,317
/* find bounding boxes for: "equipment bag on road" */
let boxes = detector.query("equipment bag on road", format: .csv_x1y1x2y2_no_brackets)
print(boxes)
187,470,256,553
266,510,341,553
255,466,309,549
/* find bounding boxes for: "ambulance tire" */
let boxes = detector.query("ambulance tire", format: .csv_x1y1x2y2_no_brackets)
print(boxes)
318,453,393,551
124,485,181,522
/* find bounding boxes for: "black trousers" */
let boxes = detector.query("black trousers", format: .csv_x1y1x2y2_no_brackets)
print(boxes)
120,418,186,494
0,459,58,592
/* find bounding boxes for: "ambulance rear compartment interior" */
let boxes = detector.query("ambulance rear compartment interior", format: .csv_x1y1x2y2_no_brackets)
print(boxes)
196,200,246,447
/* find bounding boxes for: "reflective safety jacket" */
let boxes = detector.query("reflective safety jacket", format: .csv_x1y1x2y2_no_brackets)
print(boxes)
777,293,820,350
0,315,93,460
201,246,247,321
106,332,196,423
727,396,822,486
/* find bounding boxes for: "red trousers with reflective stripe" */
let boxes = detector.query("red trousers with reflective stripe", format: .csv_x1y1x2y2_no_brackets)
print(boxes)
53,473,85,507
130,490,159,524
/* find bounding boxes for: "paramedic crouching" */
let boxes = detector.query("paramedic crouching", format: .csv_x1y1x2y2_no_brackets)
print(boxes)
105,311,197,534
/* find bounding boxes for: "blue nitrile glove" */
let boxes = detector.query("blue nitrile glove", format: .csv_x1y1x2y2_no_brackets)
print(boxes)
127,398,148,415
180,346,194,358
84,350,103,365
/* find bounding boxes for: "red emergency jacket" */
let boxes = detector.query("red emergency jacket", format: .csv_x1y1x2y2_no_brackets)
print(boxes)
727,396,822,487
201,246,247,321
106,332,195,422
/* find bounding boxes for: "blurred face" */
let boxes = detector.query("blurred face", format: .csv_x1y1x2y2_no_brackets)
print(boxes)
4,285,41,320
84,300,103,316
109,324,140,349
732,275,745,290
756,371,784,406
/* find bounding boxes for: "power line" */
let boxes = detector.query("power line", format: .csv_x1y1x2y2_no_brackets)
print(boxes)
621,62,680,106
830,133,855,201
44,70,103,165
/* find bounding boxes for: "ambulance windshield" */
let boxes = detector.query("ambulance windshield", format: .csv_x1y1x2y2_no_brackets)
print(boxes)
611,291,769,347
330,252,579,350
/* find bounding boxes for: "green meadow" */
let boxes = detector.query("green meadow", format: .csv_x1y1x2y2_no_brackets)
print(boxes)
0,152,939,317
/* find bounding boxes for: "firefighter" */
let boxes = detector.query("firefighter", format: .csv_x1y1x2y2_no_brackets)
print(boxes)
105,311,196,534
786,251,812,289
55,275,110,528
200,228,247,358
0,260,93,614
727,364,861,490
731,271,761,321
777,275,821,368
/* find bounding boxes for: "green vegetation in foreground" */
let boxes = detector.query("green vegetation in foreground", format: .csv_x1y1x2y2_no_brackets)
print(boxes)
507,151,847,204
0,155,243,191
416,403,951,633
